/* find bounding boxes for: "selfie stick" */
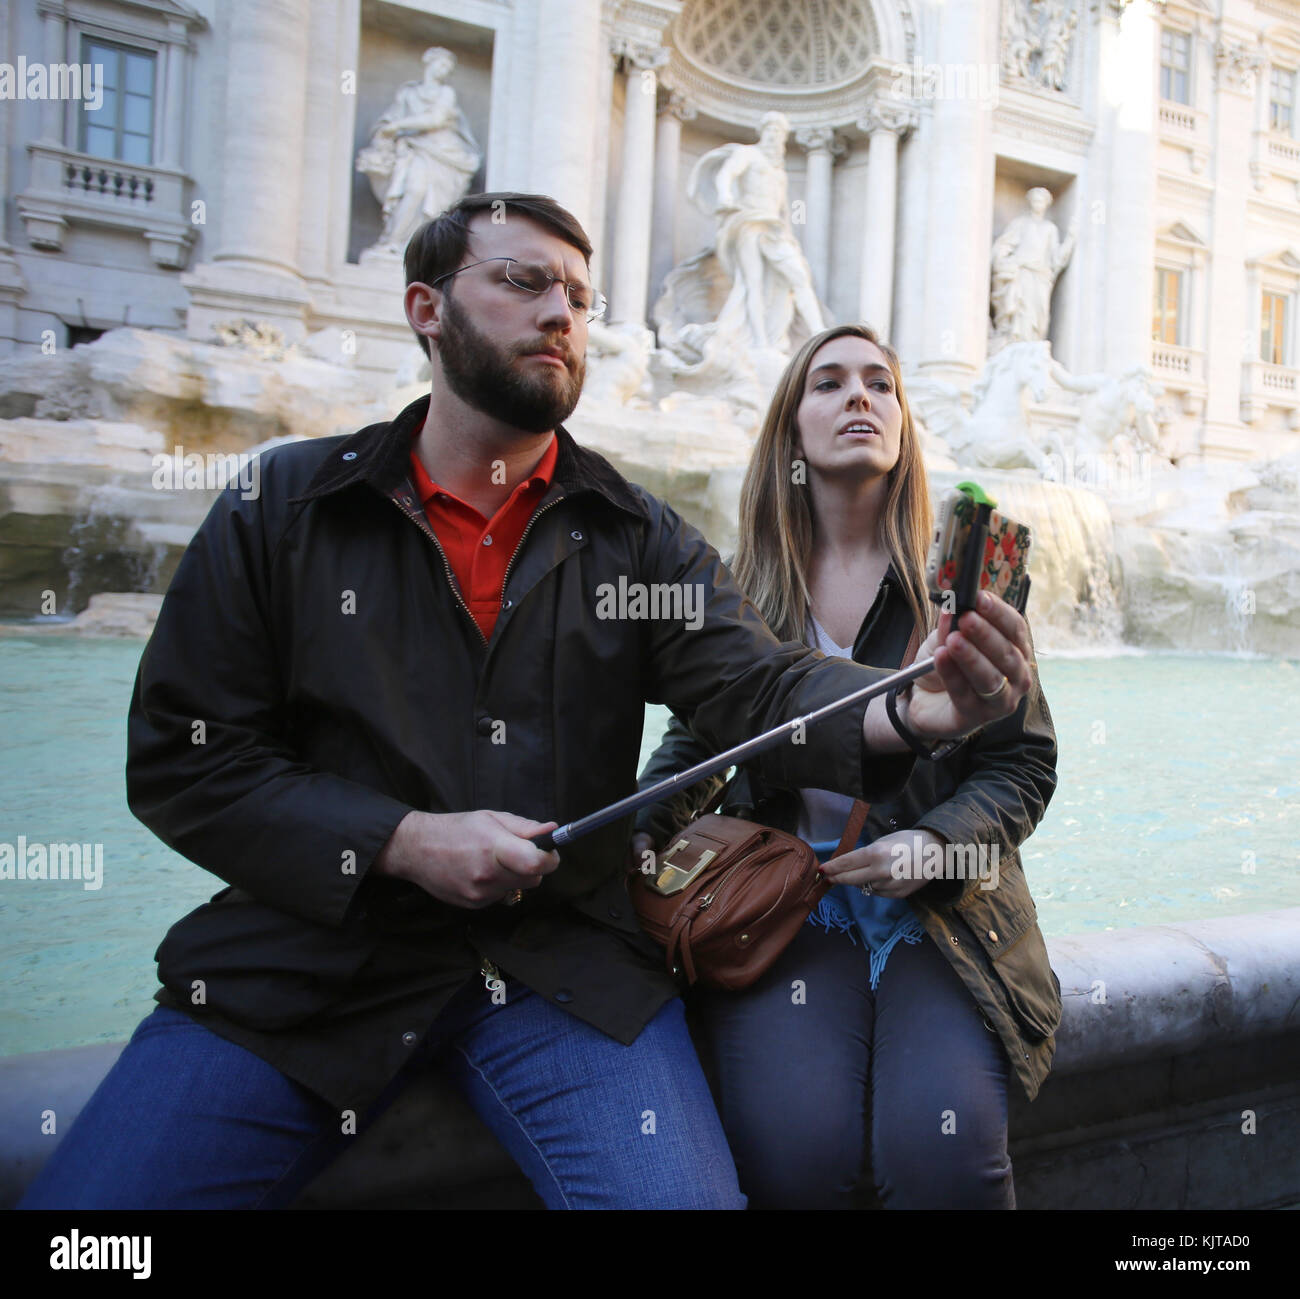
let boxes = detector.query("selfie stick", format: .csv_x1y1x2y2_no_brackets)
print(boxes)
531,482,998,854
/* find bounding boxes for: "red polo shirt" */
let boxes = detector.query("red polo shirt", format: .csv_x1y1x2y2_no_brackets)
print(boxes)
409,431,559,641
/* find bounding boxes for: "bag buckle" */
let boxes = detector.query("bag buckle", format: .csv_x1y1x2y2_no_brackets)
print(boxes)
645,837,717,896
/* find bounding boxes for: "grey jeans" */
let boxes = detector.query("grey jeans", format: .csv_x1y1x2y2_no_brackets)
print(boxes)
694,919,1015,1209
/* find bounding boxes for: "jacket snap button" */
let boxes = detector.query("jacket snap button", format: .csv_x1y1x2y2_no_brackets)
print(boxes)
889,817,898,828
476,716,494,736
988,929,999,942
502,598,512,610
949,935,960,945
401,1031,417,1046
570,530,583,541
554,988,574,1004
342,451,357,461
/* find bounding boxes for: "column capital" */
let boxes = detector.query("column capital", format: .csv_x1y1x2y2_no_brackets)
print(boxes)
1214,37,1264,95
612,37,669,72
659,91,697,123
794,126,845,158
857,102,919,139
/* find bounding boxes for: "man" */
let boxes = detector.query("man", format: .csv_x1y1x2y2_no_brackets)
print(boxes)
21,192,1034,1210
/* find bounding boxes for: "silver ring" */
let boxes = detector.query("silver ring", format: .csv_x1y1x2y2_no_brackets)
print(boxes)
860,883,874,897
975,675,1008,701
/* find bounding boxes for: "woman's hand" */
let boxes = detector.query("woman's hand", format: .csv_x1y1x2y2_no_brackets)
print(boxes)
819,829,948,899
628,831,657,876
905,590,1034,742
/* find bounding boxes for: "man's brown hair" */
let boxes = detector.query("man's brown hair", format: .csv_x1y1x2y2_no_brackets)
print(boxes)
403,192,594,358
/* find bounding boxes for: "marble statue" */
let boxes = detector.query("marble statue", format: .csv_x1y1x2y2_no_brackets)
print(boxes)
1048,360,1164,458
356,48,481,257
653,112,824,397
990,187,1078,348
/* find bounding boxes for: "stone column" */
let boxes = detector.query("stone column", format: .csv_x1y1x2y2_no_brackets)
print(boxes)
609,40,667,327
0,0,26,351
158,34,187,170
916,0,994,383
1204,37,1264,454
1095,2,1157,377
794,127,841,303
651,93,695,307
529,0,604,233
38,2,67,144
182,0,311,338
856,108,913,338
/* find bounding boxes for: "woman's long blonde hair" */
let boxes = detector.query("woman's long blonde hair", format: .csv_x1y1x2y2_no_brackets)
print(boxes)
731,324,936,645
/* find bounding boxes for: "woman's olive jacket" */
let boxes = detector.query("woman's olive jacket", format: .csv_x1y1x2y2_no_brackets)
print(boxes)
634,566,1062,1100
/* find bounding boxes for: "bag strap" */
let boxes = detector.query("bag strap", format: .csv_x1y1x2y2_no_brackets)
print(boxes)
831,623,922,859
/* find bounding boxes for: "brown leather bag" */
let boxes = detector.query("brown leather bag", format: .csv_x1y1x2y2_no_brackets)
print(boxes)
629,800,872,991
629,627,922,990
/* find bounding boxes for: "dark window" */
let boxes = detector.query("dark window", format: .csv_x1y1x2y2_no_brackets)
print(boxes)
79,38,155,165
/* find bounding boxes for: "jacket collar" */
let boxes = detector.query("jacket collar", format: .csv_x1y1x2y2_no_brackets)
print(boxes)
293,393,649,520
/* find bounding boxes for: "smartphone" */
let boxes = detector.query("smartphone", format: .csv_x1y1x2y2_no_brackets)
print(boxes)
925,482,1032,615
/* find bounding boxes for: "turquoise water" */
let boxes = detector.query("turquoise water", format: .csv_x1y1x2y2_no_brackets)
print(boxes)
1,636,1297,1055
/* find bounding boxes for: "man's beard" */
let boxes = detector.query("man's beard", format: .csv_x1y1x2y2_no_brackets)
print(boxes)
437,290,586,433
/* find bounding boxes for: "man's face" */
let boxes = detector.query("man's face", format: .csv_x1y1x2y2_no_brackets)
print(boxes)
430,214,589,434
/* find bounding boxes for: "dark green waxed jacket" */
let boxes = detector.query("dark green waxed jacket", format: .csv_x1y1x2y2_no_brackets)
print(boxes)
634,565,1061,1101
126,395,921,1113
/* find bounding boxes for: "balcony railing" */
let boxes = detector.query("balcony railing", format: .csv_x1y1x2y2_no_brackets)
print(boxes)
17,141,194,270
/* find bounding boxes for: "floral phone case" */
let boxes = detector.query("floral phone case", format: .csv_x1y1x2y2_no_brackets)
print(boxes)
925,488,1033,614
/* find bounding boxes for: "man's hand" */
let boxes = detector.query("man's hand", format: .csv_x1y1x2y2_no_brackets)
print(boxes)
371,810,561,909
819,828,945,899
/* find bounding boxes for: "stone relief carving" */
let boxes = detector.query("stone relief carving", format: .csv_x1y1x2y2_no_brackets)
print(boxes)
1214,38,1264,93
990,186,1078,350
356,48,481,258
999,0,1079,94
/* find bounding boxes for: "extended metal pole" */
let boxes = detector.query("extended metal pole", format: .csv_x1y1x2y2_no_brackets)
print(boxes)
531,655,937,851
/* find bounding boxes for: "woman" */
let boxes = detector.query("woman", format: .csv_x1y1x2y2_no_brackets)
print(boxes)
631,324,1060,1210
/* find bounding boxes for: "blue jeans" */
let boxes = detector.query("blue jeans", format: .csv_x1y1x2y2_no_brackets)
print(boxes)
696,922,1014,1209
19,978,744,1211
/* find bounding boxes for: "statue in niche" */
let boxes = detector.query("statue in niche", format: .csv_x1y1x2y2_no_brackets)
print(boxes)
654,112,825,397
356,47,481,257
990,186,1078,349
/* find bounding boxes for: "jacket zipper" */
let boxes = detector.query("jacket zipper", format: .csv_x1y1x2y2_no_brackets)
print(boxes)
387,491,567,648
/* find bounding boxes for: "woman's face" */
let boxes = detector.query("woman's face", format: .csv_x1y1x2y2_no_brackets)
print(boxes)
794,335,904,483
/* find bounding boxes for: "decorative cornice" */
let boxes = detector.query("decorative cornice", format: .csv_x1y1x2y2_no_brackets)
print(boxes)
659,54,903,132
992,88,1095,154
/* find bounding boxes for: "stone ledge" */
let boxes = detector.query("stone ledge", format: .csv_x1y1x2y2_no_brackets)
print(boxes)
2,909,1297,1209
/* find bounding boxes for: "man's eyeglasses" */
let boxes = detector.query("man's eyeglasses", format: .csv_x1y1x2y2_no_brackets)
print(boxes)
430,257,608,322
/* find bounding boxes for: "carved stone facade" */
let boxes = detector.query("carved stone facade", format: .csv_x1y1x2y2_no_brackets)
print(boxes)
0,0,1298,465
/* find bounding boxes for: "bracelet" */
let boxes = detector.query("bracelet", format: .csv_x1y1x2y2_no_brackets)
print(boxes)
885,685,964,762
